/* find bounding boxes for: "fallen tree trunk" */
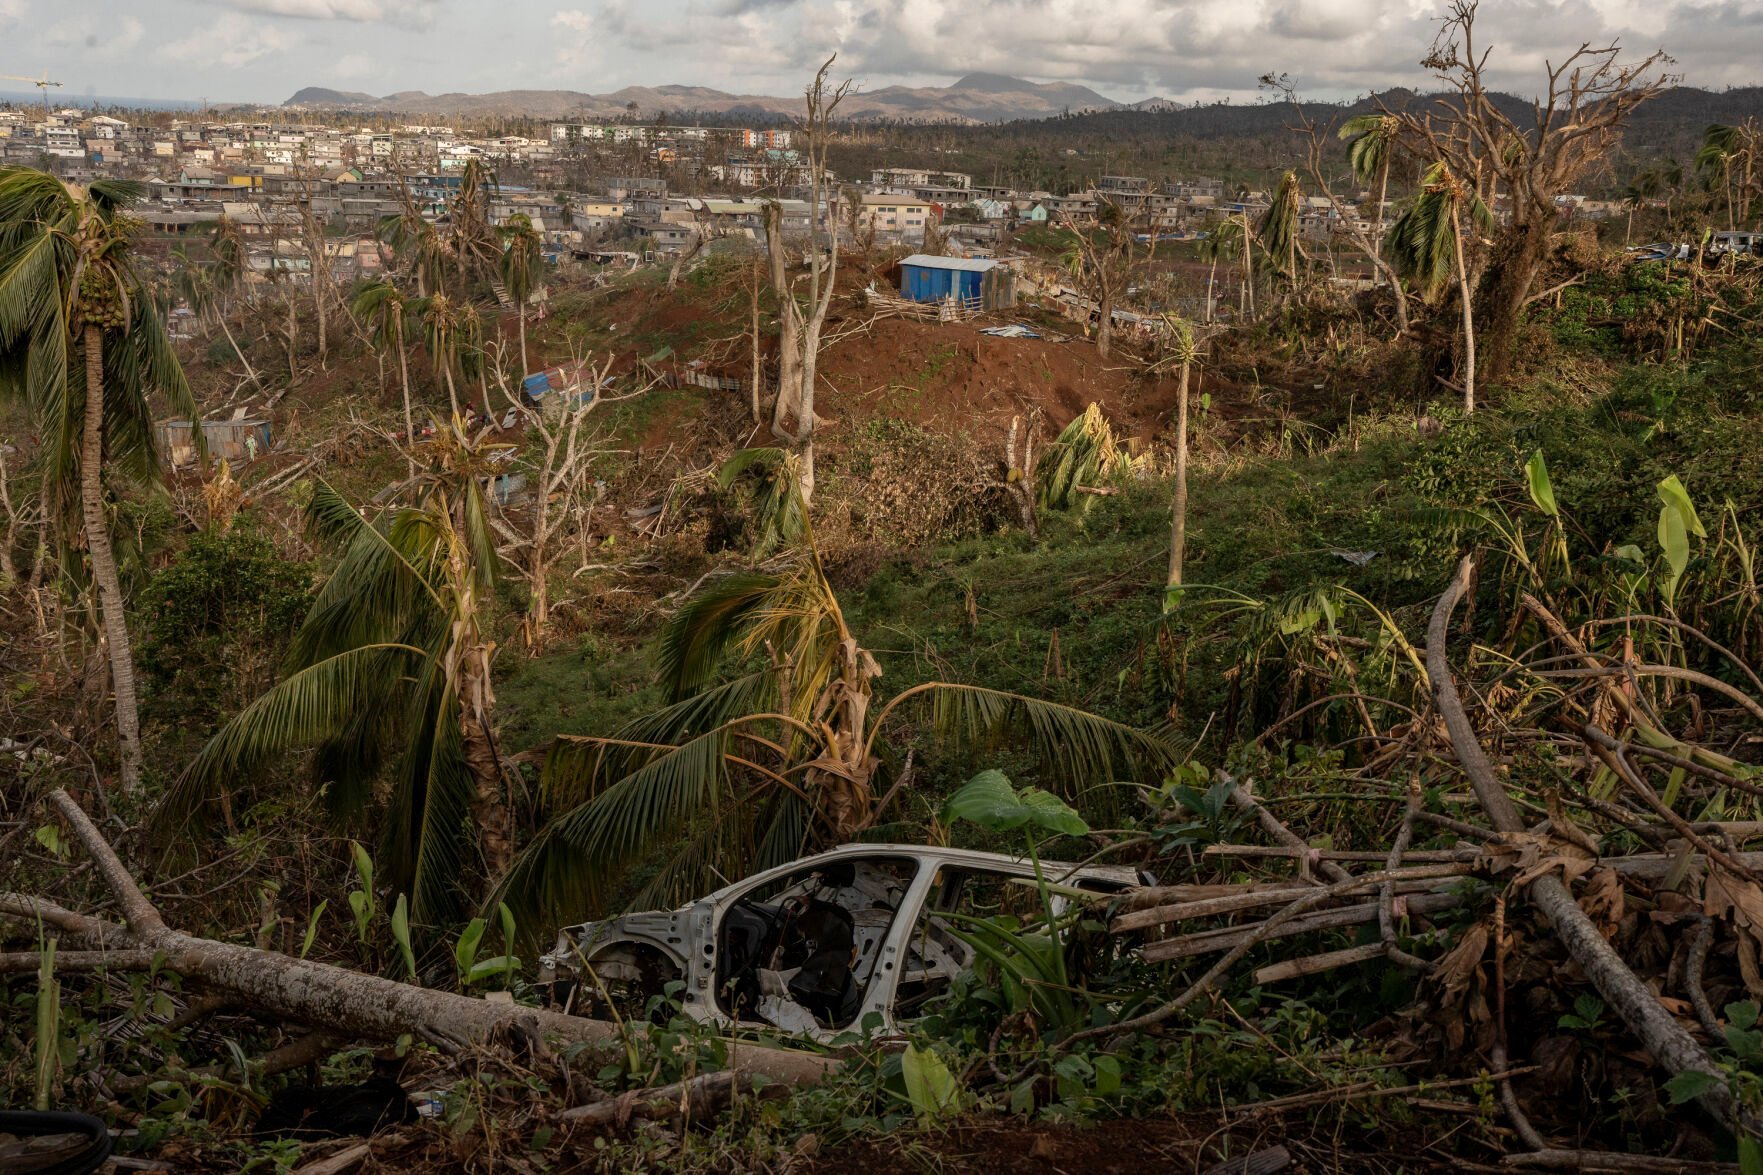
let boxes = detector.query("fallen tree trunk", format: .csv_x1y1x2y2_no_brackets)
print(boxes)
7,790,835,1090
1139,891,1463,964
1427,557,1739,1130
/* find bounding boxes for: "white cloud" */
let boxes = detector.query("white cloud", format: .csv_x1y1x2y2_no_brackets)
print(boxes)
554,0,1726,102
202,0,442,27
0,0,25,32
161,13,296,69
43,14,146,60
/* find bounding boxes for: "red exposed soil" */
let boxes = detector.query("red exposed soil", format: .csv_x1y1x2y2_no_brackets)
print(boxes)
817,316,1181,445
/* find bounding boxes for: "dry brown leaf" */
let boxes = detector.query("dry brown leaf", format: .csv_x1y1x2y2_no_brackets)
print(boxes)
1740,929,1763,1000
1704,869,1763,931
1478,831,1596,888
1577,868,1626,941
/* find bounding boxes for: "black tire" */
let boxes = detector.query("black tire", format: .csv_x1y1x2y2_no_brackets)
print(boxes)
0,1110,113,1175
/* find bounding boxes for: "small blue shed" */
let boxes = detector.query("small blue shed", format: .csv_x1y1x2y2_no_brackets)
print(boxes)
899,255,999,304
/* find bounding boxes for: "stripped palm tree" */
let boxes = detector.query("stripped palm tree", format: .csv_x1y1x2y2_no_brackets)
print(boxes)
353,279,416,469
0,168,200,792
158,421,512,930
1339,113,1399,272
414,292,469,418
499,213,544,378
493,449,1183,928
377,202,448,298
1196,217,1242,323
1388,161,1495,412
1623,171,1662,246
1255,170,1305,291
447,159,504,294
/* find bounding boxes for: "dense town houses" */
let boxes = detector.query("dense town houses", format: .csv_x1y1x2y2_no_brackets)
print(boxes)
0,103,1626,290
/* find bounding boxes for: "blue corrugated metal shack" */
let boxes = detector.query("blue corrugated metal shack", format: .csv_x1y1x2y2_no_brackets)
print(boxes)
899,255,998,303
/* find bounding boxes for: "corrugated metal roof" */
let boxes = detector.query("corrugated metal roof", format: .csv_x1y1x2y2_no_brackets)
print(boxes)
899,255,997,273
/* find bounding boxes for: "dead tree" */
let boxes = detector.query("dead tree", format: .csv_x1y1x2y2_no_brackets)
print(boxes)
1057,198,1138,360
997,414,1040,538
766,55,851,506
666,206,720,290
1379,0,1672,379
741,249,768,425
488,347,627,650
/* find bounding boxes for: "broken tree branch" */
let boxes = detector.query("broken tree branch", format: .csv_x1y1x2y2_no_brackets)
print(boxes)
1428,559,1739,1130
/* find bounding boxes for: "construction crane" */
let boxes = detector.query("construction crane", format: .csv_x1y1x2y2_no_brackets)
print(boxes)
0,71,65,116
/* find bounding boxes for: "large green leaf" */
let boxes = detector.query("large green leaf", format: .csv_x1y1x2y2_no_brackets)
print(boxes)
943,770,1090,837
1657,474,1706,539
901,1044,965,1125
1525,449,1559,518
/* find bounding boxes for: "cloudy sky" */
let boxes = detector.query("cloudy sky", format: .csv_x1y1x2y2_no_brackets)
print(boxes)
2,0,1757,106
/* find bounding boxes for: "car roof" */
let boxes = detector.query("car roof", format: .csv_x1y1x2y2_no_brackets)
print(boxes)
699,842,1143,904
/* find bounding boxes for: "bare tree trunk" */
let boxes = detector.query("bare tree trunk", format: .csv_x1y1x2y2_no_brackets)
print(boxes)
1095,287,1114,360
765,205,805,434
1453,216,1477,414
1426,562,1742,1131
459,691,510,882
444,364,461,420
1241,211,1256,320
398,342,416,477
0,448,23,588
81,327,142,794
526,534,549,647
517,309,529,380
748,263,763,424
1167,359,1191,594
216,313,263,392
15,790,835,1087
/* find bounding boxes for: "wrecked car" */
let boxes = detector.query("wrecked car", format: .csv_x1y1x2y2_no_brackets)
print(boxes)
537,844,1149,1041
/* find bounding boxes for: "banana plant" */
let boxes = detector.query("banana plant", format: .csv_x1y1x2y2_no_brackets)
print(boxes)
939,770,1095,1028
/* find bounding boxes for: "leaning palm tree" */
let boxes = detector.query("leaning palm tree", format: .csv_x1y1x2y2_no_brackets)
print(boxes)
0,168,200,793
499,213,544,378
1698,121,1759,229
1389,162,1494,413
158,423,510,929
493,448,1183,929
353,279,416,470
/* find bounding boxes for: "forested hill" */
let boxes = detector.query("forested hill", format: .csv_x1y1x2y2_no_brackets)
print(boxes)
829,85,1763,192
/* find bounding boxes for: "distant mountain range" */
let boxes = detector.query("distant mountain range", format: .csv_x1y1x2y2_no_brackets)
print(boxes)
284,73,1176,124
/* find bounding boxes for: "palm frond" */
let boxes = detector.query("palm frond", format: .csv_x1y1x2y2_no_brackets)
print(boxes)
883,683,1186,793
657,570,787,701
1037,403,1128,512
717,447,807,557
496,725,737,929
382,664,476,929
156,642,425,832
